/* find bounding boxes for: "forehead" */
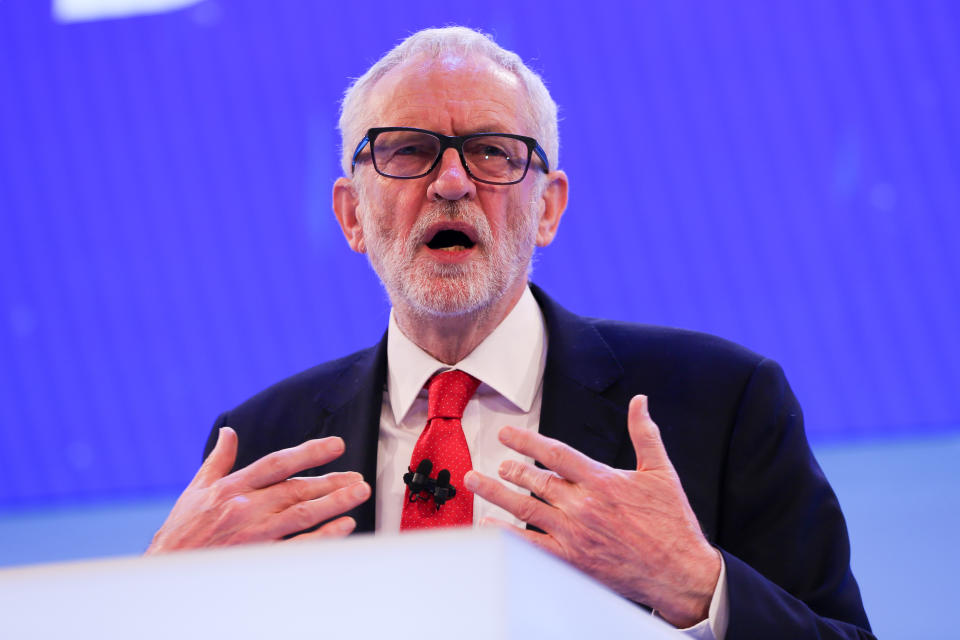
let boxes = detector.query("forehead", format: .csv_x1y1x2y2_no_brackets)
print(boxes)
366,54,530,135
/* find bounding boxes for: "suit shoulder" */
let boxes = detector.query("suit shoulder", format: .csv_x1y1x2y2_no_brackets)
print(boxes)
588,317,767,376
207,344,383,465
226,345,378,418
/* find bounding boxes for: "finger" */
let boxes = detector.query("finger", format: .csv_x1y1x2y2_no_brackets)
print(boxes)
193,427,239,488
234,437,347,491
628,395,671,471
479,516,564,557
288,516,357,541
464,470,562,532
497,460,569,504
264,481,371,539
498,426,602,484
261,472,365,510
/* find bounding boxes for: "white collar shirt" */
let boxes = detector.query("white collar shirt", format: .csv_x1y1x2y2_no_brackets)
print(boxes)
375,286,547,532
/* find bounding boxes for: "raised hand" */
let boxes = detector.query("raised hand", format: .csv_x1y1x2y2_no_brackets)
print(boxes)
464,395,721,628
146,427,371,554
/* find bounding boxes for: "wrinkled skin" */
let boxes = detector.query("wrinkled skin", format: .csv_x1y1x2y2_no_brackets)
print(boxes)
465,395,721,628
146,428,370,553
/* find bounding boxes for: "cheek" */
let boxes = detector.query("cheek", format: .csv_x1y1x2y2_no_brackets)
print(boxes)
476,191,516,235
362,183,420,240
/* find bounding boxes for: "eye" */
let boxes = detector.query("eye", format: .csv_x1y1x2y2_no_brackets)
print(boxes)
394,144,428,156
478,144,509,159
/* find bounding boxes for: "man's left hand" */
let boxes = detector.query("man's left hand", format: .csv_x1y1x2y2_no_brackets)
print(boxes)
464,394,721,628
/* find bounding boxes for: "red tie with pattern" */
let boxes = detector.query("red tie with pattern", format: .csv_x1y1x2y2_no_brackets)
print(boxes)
400,370,481,530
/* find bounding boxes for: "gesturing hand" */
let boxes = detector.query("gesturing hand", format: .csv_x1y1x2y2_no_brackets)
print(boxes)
146,427,371,554
464,395,721,628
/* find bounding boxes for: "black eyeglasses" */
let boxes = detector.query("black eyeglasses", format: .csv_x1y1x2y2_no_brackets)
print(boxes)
350,127,550,185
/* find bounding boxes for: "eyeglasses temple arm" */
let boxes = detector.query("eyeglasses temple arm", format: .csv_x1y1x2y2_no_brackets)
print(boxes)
350,135,371,173
533,143,550,173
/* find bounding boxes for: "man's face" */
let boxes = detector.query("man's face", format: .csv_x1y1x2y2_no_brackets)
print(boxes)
348,55,548,318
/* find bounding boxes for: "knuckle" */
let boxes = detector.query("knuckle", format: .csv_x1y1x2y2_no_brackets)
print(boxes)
263,453,291,479
542,448,560,470
285,478,311,503
287,502,317,530
516,498,540,524
500,461,519,480
544,444,568,471
534,472,558,498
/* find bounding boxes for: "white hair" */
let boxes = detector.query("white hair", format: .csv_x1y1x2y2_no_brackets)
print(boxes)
337,26,559,176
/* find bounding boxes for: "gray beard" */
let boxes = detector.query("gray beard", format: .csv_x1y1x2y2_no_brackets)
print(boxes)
357,193,539,319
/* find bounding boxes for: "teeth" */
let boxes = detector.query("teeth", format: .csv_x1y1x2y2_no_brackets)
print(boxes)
437,246,468,252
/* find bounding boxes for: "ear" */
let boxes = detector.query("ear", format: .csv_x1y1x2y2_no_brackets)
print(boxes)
333,177,365,253
535,170,568,247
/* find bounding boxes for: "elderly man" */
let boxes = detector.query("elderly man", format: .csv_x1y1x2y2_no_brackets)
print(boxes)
148,27,872,639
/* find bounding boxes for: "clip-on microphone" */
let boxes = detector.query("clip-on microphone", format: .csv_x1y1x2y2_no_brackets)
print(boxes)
403,458,434,502
403,458,458,510
431,469,456,509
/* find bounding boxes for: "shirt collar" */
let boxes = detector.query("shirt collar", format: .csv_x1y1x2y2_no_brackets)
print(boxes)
386,286,546,425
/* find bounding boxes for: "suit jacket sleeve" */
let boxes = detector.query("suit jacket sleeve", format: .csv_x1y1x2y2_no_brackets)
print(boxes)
716,358,873,639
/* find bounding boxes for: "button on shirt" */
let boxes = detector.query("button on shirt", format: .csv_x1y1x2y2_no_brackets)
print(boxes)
373,286,728,639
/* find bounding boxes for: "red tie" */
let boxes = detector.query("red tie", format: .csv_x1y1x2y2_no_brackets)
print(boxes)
400,370,481,530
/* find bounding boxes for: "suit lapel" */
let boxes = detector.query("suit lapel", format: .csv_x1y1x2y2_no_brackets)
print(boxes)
531,285,630,468
305,333,388,534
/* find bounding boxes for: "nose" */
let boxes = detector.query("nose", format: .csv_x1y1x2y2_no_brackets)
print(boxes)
426,148,477,201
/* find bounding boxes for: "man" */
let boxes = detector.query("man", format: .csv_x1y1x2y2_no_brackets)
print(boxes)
147,27,873,639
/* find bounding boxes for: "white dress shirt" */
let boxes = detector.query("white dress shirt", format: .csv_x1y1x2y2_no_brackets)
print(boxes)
376,287,547,531
374,286,728,639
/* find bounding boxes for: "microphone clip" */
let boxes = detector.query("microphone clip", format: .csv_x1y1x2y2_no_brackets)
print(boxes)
403,458,457,511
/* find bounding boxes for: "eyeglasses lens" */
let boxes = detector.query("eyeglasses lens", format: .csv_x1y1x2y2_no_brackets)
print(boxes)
372,130,440,178
462,136,529,183
371,131,529,184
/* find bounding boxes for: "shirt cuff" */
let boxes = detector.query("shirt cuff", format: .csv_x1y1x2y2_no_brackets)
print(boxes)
653,553,729,640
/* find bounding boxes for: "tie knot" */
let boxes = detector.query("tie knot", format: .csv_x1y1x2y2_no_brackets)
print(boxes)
427,370,481,420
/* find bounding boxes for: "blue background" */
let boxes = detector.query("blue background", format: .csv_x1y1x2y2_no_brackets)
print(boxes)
1,2,958,637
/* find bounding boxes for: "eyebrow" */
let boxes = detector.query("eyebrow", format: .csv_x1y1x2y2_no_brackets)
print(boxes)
459,123,518,135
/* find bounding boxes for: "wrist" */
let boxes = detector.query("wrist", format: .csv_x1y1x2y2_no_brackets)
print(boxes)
658,546,722,628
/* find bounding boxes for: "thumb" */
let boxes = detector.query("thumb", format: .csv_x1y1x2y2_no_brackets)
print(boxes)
192,426,239,488
628,395,671,471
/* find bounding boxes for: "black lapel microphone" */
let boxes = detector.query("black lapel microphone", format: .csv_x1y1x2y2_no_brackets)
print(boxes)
432,469,456,509
403,458,434,501
402,458,457,510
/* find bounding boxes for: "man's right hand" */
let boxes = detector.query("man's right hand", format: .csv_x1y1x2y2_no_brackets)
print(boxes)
145,427,370,554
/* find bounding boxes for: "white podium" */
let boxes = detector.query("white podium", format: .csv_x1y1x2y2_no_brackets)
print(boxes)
0,529,682,639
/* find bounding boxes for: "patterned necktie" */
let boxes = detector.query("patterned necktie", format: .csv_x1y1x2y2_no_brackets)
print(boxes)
400,370,481,530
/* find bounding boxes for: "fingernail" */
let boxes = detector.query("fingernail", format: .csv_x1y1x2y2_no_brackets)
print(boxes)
351,482,369,500
639,394,649,417
463,471,477,490
337,518,356,534
330,437,345,454
498,427,512,443
498,461,510,477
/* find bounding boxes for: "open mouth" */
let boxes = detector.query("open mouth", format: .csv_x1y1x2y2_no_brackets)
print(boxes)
426,229,476,252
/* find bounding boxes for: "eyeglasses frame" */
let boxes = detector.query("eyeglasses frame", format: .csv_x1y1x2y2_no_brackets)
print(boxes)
350,126,550,185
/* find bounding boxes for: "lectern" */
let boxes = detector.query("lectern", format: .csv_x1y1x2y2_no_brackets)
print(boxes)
0,529,682,638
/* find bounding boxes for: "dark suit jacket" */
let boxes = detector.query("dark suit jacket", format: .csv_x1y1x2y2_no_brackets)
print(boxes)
206,284,873,639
